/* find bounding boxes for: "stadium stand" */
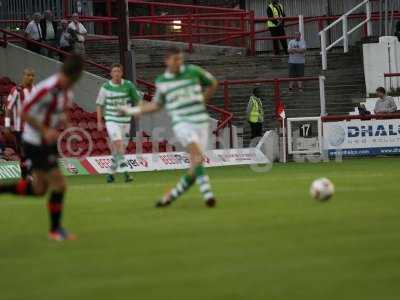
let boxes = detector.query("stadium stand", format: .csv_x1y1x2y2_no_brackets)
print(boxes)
85,39,365,144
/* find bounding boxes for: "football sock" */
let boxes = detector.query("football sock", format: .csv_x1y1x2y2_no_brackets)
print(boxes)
48,191,64,232
0,179,34,196
165,174,196,202
194,165,214,201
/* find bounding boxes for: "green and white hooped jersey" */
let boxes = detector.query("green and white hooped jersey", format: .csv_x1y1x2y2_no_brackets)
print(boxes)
154,64,216,127
96,79,140,124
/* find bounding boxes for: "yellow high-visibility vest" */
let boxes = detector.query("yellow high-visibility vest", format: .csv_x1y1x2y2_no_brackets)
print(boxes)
249,96,263,123
267,3,284,28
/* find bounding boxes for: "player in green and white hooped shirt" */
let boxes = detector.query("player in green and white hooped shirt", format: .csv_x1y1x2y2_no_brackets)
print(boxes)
96,63,141,183
119,47,219,208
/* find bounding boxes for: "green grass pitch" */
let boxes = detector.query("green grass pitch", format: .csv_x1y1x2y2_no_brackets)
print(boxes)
0,158,400,300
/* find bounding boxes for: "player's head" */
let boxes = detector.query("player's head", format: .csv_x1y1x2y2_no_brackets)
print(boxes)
253,87,261,97
61,19,68,29
165,47,184,74
72,13,79,23
110,63,123,83
44,10,53,21
22,68,35,87
59,55,84,89
376,87,386,99
32,12,41,23
295,31,302,41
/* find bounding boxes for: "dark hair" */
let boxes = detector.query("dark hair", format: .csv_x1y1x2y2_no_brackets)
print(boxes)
111,63,123,70
376,87,386,94
165,46,183,58
61,55,84,82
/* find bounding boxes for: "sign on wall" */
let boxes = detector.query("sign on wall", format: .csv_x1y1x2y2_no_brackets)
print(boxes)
323,119,400,156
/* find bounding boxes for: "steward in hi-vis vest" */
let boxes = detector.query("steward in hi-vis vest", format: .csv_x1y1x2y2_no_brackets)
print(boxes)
247,88,264,139
266,0,288,55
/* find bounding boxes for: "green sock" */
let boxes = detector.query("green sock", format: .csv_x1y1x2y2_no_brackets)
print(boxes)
166,174,196,202
194,165,214,201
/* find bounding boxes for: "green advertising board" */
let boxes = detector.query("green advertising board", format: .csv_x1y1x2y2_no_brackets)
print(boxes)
0,161,21,180
0,159,90,180
59,158,90,176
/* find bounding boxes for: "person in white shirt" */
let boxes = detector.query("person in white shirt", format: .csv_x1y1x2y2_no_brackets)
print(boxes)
68,13,87,56
25,13,43,53
288,32,306,92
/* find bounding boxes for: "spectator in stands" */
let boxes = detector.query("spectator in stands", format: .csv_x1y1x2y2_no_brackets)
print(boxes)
68,13,87,56
396,21,400,41
247,87,264,139
59,19,73,61
40,10,58,58
288,32,306,92
267,0,288,55
25,12,43,54
374,87,397,114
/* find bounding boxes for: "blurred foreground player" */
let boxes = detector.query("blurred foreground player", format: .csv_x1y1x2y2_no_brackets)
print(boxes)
119,47,218,208
0,55,84,241
96,63,141,183
5,69,36,178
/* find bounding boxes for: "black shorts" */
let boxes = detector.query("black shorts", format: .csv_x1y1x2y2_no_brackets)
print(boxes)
23,142,59,172
289,63,305,78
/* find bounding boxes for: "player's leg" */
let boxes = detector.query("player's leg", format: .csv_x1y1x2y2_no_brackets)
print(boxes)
190,126,216,207
46,167,76,241
156,124,215,208
120,123,133,183
105,122,121,182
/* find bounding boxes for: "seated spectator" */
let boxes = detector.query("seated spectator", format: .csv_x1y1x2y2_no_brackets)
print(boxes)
68,13,87,56
25,13,43,54
288,32,306,92
59,19,73,61
374,87,397,114
40,10,58,58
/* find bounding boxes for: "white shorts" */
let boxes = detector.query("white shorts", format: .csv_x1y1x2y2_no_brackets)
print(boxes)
173,123,209,151
106,122,131,143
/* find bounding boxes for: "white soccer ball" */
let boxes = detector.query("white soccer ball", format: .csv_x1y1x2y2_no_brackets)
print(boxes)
310,178,335,201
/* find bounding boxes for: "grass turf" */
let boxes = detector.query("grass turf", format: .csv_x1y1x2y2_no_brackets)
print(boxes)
0,158,400,300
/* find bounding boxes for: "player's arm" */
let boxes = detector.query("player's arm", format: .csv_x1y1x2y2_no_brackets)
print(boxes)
96,87,106,131
120,85,164,117
119,100,161,117
4,89,17,131
196,66,218,103
203,80,218,104
60,92,73,129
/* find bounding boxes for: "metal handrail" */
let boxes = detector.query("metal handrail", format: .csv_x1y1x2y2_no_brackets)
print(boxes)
220,76,327,116
319,0,372,70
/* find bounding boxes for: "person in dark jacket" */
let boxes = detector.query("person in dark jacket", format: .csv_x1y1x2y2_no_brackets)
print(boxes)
396,21,400,41
40,10,58,58
266,0,288,55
